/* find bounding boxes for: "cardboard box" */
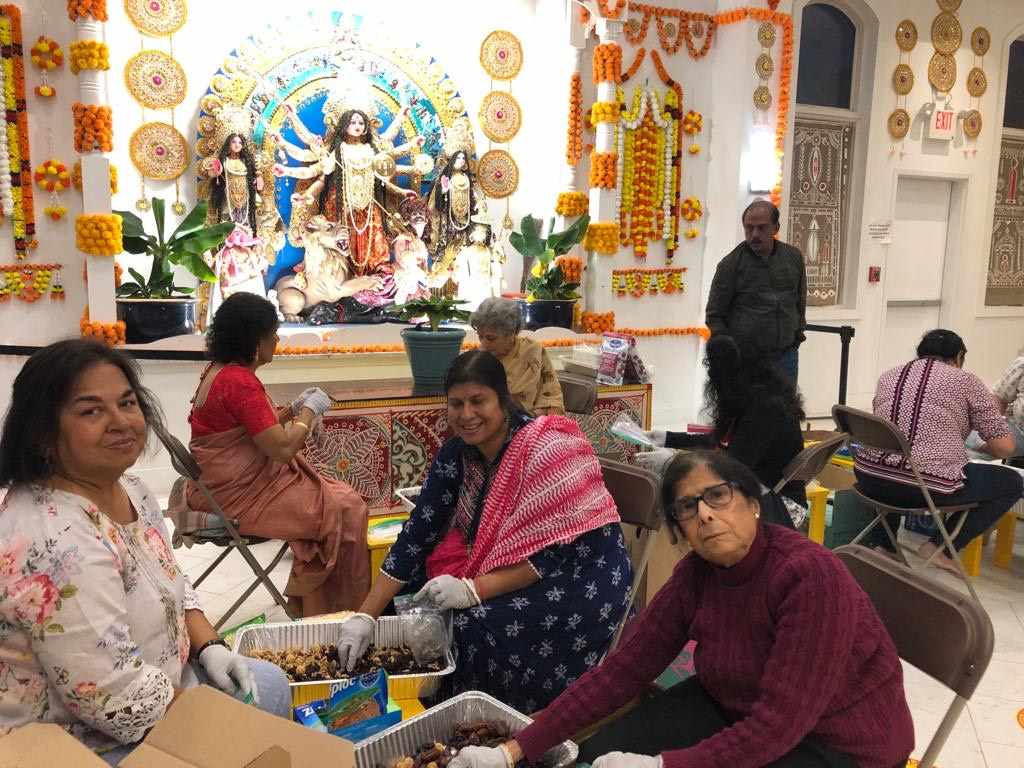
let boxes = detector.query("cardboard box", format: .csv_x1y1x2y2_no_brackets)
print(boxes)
0,723,109,767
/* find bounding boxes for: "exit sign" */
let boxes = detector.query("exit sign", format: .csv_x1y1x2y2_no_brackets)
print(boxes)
928,108,956,141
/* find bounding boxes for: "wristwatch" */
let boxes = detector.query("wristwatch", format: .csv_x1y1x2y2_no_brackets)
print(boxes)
193,638,228,660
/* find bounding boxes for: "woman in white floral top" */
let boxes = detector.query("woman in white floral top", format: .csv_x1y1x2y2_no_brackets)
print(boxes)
0,340,292,762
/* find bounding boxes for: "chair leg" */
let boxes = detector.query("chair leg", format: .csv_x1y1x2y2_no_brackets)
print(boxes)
849,515,882,546
930,518,981,602
877,515,911,567
191,545,233,588
211,544,291,631
919,696,968,768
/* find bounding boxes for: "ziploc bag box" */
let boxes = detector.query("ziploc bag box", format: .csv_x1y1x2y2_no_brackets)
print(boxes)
293,669,401,742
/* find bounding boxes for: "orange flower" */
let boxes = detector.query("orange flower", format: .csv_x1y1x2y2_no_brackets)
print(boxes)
72,103,113,153
592,43,622,84
66,0,108,22
589,151,617,189
555,191,588,217
566,73,583,167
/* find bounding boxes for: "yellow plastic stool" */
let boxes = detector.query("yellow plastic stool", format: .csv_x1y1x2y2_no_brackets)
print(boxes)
959,536,982,577
806,485,829,545
994,509,1018,570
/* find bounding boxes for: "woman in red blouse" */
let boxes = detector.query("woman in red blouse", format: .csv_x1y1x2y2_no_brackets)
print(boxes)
185,293,370,617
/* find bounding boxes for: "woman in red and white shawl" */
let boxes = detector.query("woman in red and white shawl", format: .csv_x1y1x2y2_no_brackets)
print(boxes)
338,351,632,712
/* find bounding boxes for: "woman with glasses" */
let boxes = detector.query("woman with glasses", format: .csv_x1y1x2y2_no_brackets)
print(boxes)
449,451,913,768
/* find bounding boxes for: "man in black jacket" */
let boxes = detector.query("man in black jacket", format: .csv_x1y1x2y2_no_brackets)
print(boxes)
705,200,807,381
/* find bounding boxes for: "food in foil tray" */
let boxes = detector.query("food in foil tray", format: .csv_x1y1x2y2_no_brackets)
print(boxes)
246,643,445,683
388,722,514,768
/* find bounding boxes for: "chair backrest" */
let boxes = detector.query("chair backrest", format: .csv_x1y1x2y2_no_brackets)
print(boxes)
599,457,663,533
772,432,849,493
152,423,202,482
832,404,912,457
557,371,598,415
835,544,994,699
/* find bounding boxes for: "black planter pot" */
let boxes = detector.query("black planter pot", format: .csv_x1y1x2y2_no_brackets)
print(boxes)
401,326,467,392
116,298,198,344
517,298,576,331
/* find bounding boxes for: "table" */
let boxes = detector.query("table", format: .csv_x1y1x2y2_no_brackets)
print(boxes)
268,379,652,515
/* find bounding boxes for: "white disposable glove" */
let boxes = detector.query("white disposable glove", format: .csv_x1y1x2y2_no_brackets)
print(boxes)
635,447,676,475
593,753,663,768
302,388,333,418
289,387,320,415
643,429,667,447
337,612,376,672
415,575,481,610
198,643,258,704
448,746,512,768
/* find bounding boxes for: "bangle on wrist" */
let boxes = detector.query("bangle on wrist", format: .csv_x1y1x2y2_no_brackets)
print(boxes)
193,638,228,660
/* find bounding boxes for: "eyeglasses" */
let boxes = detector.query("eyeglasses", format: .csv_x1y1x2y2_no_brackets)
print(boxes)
672,481,737,523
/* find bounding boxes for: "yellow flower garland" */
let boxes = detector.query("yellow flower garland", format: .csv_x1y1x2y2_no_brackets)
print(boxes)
555,191,588,217
584,222,619,255
76,213,122,256
69,40,109,73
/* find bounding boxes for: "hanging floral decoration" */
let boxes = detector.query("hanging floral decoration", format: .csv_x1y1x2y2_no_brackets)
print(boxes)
682,109,703,156
80,310,125,345
590,101,621,125
589,150,617,189
614,325,710,340
276,337,602,357
584,222,619,255
555,255,583,283
72,159,118,193
0,5,38,260
621,47,646,84
68,40,109,73
681,196,703,221
625,3,716,60
581,311,615,333
593,43,622,83
73,103,113,153
75,213,122,256
556,191,588,217
34,159,70,192
44,204,68,221
0,263,62,302
30,36,63,98
565,73,583,167
67,0,108,22
612,267,687,297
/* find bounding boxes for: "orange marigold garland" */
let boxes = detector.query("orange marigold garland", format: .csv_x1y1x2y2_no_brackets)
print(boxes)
67,0,108,22
0,263,61,302
597,0,627,18
34,159,70,192
612,267,687,297
621,47,646,84
626,4,716,60
1,5,38,260
555,255,583,283
589,151,617,189
584,222,619,255
581,311,615,333
614,326,710,340
80,310,125,345
76,213,122,256
592,43,622,83
555,191,588,217
566,73,582,166
30,36,63,98
73,103,113,153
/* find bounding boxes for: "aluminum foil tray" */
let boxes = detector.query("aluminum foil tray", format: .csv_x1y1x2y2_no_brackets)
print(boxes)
232,616,455,705
355,691,578,768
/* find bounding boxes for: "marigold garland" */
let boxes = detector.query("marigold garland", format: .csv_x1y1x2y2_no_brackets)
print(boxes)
597,0,627,18
565,73,583,167
681,197,703,221
584,222,619,255
621,47,646,84
274,337,603,357
80,313,125,345
555,191,588,217
72,159,118,194
614,326,710,340
626,4,717,60
589,151,617,189
34,159,70,192
30,37,63,70
612,267,687,297
44,204,67,221
581,311,615,333
592,43,622,84
76,213,122,256
73,103,113,153
66,0,108,22
0,263,61,302
68,40,109,74
0,5,38,260
590,101,620,125
555,255,582,283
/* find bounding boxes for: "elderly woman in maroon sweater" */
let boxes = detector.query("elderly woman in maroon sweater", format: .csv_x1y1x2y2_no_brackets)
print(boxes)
450,451,914,768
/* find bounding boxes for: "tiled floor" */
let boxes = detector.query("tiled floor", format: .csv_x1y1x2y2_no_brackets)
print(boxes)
173,524,1024,766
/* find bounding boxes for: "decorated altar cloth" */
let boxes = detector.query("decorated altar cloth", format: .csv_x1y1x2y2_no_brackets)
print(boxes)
268,379,652,515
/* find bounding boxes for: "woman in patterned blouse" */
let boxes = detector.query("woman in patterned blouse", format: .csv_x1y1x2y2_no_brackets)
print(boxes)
336,351,631,712
0,340,291,762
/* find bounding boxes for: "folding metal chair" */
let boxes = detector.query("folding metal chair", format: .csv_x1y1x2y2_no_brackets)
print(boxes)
599,457,663,653
557,371,598,415
153,424,291,630
772,431,849,495
832,405,980,601
836,545,994,768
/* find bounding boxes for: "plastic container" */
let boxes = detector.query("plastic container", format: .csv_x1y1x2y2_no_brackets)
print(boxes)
355,691,579,768
233,617,456,706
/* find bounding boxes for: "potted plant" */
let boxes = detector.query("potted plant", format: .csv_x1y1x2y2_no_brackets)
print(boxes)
509,213,589,330
115,197,234,344
395,295,472,390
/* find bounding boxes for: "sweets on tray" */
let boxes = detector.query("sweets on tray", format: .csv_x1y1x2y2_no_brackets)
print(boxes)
245,643,445,683
389,722,513,768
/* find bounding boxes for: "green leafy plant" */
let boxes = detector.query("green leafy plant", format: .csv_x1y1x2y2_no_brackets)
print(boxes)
115,198,234,299
394,295,471,332
509,213,590,300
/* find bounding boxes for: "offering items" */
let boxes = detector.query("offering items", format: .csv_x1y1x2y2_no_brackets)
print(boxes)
388,722,514,768
246,643,444,683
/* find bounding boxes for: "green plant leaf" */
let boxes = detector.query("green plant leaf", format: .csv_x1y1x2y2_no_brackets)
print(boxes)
115,209,146,239
176,222,234,255
171,285,194,295
151,198,166,247
549,213,591,255
127,267,148,287
121,235,153,255
116,282,143,297
169,201,209,240
510,214,545,257
176,251,216,282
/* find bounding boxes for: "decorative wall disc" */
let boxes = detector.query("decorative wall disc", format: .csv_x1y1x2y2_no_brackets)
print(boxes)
477,149,518,198
893,64,915,95
124,50,186,109
479,30,523,80
129,122,190,180
963,109,982,139
928,51,957,92
478,90,522,143
936,0,962,10
971,27,991,57
896,20,918,52
755,53,774,79
931,12,963,55
757,22,776,48
124,0,188,38
888,108,911,140
967,67,988,97
753,85,773,110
